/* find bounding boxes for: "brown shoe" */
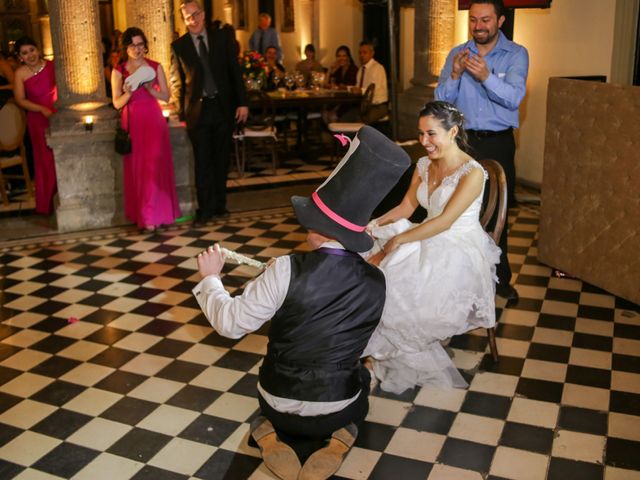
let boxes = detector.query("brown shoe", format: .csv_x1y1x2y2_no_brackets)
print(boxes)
250,416,301,480
298,423,358,480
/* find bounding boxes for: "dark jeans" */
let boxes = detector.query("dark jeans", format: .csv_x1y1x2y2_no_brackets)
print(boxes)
255,366,371,463
188,97,232,218
468,130,516,286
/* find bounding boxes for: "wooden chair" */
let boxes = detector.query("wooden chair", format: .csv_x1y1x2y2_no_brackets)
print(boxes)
479,159,508,362
0,102,34,207
233,90,278,178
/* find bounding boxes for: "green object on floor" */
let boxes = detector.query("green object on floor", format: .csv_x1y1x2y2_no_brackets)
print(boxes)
175,215,193,223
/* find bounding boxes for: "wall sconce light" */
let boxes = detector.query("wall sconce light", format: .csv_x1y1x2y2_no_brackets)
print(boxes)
84,116,94,132
162,110,170,123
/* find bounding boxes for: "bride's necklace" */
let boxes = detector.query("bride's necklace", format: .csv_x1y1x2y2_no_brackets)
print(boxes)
28,60,45,76
429,161,464,187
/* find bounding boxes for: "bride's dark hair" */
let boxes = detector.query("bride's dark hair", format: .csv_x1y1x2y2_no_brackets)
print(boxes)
419,101,469,152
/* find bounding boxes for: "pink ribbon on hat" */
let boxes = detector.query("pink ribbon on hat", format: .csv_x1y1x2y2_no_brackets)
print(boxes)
334,134,351,147
312,192,366,232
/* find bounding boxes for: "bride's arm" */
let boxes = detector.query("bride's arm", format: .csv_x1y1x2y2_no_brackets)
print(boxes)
372,167,422,227
383,167,484,253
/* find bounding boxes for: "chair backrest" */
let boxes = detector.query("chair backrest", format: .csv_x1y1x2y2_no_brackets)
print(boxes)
245,90,275,130
0,102,26,151
479,159,508,244
359,83,375,118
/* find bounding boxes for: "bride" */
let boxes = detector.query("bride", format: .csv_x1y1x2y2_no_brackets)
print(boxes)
364,101,501,394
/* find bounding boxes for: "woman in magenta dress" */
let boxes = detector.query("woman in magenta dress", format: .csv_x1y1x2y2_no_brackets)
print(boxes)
111,27,180,230
13,37,57,215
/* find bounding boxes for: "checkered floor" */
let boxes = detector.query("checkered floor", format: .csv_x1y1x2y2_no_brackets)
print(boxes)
1,205,639,480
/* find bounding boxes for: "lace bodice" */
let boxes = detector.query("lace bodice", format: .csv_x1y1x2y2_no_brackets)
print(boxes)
415,157,487,229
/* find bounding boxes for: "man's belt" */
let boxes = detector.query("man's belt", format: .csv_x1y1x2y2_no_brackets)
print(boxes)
467,128,513,138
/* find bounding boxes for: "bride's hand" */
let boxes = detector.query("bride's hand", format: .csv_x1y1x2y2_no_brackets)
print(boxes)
383,236,403,255
365,219,379,237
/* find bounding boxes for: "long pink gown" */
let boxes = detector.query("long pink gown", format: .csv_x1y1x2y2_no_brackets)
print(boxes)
24,60,57,215
116,60,180,228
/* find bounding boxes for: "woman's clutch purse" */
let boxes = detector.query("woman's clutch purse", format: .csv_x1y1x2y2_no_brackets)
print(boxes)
124,65,156,92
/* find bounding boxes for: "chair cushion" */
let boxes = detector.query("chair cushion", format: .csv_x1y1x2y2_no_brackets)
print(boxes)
328,122,365,133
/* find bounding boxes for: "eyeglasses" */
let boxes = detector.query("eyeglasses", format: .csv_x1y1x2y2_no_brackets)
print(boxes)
128,42,145,49
183,9,202,23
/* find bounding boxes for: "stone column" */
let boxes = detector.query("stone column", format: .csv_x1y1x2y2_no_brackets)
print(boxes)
48,0,106,107
125,0,175,79
38,15,54,60
397,0,457,139
298,0,316,56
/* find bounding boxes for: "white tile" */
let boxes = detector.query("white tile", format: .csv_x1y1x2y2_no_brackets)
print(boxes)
507,397,559,429
178,344,228,365
0,372,53,398
552,430,606,464
384,428,446,462
0,349,51,371
166,324,212,343
335,447,382,480
490,446,548,480
147,438,216,476
128,377,183,403
531,327,574,347
605,466,640,480
608,412,640,441
568,348,612,370
67,417,131,451
190,366,246,391
113,332,162,352
611,371,640,394
414,385,467,412
365,396,411,426
561,383,610,411
57,340,107,361
448,413,504,446
72,452,143,480
575,318,614,337
63,388,122,416
136,404,200,436
204,392,260,422
469,372,519,397
521,359,568,383
218,423,261,458
60,363,114,387
428,464,484,480
1,330,49,348
0,431,61,466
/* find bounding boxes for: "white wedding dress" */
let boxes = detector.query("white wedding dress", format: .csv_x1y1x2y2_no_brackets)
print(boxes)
363,157,501,393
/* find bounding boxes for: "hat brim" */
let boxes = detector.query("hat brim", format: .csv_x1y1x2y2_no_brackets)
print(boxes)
291,195,374,252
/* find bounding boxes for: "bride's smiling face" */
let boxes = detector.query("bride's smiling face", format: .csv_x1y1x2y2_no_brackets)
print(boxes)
418,115,456,160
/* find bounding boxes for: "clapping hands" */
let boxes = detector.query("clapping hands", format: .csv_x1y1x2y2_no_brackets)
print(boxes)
451,49,490,82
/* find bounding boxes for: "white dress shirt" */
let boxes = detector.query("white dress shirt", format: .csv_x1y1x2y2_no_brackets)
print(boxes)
192,242,361,416
356,58,389,105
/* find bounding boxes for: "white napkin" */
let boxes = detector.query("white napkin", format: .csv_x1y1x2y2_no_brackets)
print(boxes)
124,65,156,92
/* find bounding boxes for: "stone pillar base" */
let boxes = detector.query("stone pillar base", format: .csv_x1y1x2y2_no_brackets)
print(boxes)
47,110,196,232
397,84,436,140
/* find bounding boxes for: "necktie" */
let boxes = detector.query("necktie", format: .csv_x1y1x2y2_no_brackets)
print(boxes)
358,66,366,88
198,35,218,97
259,30,264,54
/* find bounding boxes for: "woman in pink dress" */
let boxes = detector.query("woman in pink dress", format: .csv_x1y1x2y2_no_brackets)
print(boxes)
111,27,180,230
13,36,57,215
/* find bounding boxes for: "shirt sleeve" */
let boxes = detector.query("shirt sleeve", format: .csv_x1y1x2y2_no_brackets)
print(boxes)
435,49,461,103
481,46,529,110
192,255,291,339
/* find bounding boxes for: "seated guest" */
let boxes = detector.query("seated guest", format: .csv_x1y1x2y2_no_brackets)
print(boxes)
295,44,324,86
264,45,285,91
339,41,389,124
328,45,358,89
193,126,410,480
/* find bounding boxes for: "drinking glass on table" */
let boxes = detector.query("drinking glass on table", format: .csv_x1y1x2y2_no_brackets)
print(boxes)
295,71,306,90
272,70,282,89
284,73,295,91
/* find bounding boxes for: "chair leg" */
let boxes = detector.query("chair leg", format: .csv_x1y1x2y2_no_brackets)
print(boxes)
234,139,243,178
0,170,9,207
487,326,499,362
271,138,278,175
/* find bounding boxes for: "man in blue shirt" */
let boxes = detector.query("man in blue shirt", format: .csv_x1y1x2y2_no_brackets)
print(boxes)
435,0,528,301
249,12,282,63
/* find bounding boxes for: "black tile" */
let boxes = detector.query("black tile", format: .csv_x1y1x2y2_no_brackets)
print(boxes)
0,422,22,447
113,260,147,272
0,459,24,478
610,391,640,416
544,288,580,303
30,316,69,333
167,385,222,411
30,356,81,378
31,380,85,406
131,465,189,480
606,437,640,470
527,343,571,363
557,406,607,435
30,259,63,271
508,297,544,312
81,309,122,325
437,437,495,473
69,243,98,253
353,421,396,451
615,297,640,311
479,355,524,376
75,279,112,292
565,365,611,389
156,360,207,383
146,338,193,358
516,377,564,403
371,384,420,403
214,350,263,371
157,255,185,266
578,305,614,321
100,397,159,425
30,285,67,299
0,392,22,415
572,332,613,352
496,324,535,341
94,370,146,394
227,374,260,398
30,334,76,354
85,326,130,345
0,324,19,341
547,457,603,480
31,300,71,316
138,319,183,337
368,454,432,480
0,365,21,385
128,287,165,300
71,254,103,265
0,344,20,362
132,302,172,317
401,405,456,435
537,313,576,331
80,293,117,307
500,422,554,454
75,266,108,278
120,273,155,285
179,414,241,447
163,267,198,279
194,448,262,480
460,391,511,420
612,353,640,374
107,427,172,462
448,333,488,352
614,323,640,340
88,347,137,368
32,408,93,439
32,442,100,478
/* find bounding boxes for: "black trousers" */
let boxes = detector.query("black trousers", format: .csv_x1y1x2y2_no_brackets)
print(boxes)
467,130,516,286
255,366,371,463
188,98,232,218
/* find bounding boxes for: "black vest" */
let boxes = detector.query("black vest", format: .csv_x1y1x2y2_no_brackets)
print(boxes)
260,249,386,402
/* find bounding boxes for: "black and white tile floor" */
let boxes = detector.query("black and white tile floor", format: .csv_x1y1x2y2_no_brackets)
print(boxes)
0,204,639,480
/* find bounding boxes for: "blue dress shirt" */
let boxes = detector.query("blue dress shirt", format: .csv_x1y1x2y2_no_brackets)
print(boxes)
249,27,282,62
435,31,529,131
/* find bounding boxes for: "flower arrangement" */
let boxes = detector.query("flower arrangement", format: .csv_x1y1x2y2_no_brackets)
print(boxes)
241,50,267,80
